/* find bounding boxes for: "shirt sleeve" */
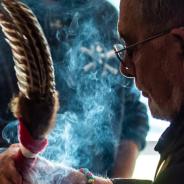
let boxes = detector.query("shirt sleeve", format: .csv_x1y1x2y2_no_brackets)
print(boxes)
120,79,149,151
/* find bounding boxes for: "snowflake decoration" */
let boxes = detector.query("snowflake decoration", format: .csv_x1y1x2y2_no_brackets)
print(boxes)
80,42,119,76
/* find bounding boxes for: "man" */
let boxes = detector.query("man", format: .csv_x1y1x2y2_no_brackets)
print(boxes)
115,0,184,183
0,0,149,179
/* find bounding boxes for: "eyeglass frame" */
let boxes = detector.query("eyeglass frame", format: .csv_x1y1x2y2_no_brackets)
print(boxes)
113,29,172,63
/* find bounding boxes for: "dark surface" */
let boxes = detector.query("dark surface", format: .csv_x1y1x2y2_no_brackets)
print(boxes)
111,178,152,184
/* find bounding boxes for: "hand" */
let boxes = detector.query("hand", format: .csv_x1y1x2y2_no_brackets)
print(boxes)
0,144,23,184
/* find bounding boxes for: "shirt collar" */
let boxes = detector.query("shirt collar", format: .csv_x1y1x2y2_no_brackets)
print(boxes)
155,117,184,158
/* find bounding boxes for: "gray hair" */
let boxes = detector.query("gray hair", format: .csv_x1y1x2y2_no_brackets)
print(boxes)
139,0,184,33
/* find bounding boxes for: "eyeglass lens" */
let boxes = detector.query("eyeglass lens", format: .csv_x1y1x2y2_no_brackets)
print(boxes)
114,44,126,61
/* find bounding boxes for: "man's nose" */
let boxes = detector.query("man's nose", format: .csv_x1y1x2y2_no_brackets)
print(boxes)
119,61,135,78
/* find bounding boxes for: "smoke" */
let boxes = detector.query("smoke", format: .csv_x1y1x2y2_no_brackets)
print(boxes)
24,157,77,184
2,120,18,144
39,0,128,175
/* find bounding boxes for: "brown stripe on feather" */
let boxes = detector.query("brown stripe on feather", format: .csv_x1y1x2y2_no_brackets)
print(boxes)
2,0,43,95
3,0,46,94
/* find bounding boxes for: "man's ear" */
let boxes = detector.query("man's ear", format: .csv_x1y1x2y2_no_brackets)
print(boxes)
171,27,184,48
171,27,184,38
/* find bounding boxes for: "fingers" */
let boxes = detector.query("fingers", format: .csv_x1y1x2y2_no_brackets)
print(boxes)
7,159,23,184
0,176,11,184
0,144,20,160
0,145,23,184
0,168,22,184
8,144,20,154
10,143,20,149
0,175,22,184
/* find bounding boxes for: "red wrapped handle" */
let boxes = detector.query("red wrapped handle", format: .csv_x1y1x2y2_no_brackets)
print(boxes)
14,118,48,172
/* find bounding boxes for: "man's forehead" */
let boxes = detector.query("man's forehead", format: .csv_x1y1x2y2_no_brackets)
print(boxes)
118,0,143,41
119,0,135,38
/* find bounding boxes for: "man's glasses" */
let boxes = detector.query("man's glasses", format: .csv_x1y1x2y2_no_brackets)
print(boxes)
113,29,171,63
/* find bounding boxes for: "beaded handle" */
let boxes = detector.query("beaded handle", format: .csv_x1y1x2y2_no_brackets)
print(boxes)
79,168,95,184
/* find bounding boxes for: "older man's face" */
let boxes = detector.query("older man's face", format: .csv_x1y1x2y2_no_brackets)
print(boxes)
118,0,184,121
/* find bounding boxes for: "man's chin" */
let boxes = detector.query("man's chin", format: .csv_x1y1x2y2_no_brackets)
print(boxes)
149,108,164,120
148,98,171,121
